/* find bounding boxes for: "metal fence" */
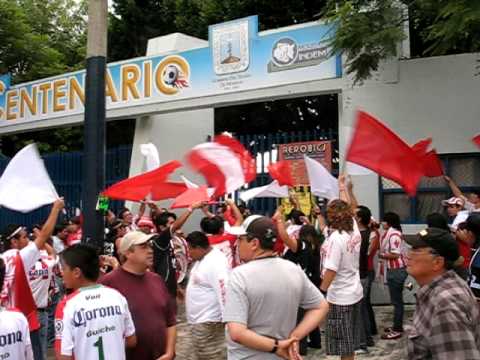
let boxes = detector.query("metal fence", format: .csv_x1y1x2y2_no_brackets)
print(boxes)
0,146,132,230
0,129,337,229
237,129,338,216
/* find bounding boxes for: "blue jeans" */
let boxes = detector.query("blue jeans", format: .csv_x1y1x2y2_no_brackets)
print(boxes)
359,275,374,346
37,309,49,360
386,267,408,332
48,291,62,346
30,329,44,360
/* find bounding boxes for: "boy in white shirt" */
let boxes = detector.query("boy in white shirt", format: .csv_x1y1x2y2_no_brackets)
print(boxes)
55,244,136,360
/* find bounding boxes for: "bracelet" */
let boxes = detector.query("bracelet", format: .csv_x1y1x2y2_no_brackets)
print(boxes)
270,338,278,353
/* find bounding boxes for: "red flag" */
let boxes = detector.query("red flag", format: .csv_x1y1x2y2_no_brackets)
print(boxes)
346,111,424,196
14,254,40,331
102,160,185,201
267,160,295,187
473,134,480,148
411,138,432,154
422,150,444,177
412,139,444,177
171,186,210,209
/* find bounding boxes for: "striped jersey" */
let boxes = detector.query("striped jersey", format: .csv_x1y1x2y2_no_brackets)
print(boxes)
55,284,135,360
380,227,406,269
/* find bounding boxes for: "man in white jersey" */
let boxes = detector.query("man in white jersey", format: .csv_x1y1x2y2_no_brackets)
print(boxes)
1,199,64,360
55,244,136,360
185,231,230,359
0,258,34,360
28,242,58,359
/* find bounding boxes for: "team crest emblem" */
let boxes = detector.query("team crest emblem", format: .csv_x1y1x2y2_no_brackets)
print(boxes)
211,19,250,75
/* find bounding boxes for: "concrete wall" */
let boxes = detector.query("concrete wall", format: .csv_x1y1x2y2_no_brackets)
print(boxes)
340,53,480,234
340,53,480,303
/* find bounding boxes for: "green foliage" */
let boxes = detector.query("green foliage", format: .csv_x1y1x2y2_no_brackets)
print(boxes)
324,0,407,84
0,0,87,84
109,0,328,61
417,0,480,55
324,0,480,83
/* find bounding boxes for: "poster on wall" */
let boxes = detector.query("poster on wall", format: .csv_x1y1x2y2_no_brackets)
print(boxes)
278,140,332,186
278,140,332,216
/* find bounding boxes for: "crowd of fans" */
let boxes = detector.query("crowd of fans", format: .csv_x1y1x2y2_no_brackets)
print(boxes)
1,175,480,360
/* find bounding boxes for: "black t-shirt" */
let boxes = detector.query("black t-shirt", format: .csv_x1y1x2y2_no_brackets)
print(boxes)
152,228,177,297
359,229,371,279
283,240,320,286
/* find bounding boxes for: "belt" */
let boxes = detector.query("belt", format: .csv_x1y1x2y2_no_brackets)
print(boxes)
37,308,48,312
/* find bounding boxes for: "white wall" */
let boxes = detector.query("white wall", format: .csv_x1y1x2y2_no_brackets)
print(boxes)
340,52,480,232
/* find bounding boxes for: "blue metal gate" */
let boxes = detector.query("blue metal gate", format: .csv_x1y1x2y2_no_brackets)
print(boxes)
0,129,337,230
238,129,338,216
0,146,132,230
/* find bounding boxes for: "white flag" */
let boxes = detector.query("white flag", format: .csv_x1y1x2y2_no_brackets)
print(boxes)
140,143,160,171
304,155,339,200
239,180,289,202
0,144,59,213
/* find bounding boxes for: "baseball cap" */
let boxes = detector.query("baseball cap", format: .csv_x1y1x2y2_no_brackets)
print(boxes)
406,227,459,262
227,215,277,243
137,216,154,229
441,197,465,207
119,231,154,254
466,213,480,236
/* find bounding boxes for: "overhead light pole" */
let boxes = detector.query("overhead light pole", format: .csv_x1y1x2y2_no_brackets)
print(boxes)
82,0,108,248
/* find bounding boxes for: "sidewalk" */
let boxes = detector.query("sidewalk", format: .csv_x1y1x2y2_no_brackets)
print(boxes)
48,304,413,359
175,304,413,360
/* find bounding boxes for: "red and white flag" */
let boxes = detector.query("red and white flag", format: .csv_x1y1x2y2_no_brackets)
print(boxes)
186,135,256,198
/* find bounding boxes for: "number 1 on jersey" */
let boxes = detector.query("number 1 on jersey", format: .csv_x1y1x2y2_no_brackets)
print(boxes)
93,336,105,360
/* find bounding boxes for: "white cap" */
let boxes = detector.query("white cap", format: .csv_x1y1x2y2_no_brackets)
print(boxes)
119,231,154,254
441,197,465,207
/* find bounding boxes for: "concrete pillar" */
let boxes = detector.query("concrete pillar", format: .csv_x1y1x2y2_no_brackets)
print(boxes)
128,34,214,233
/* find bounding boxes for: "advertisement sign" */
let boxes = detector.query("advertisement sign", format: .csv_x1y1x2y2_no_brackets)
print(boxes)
0,16,341,129
278,140,332,186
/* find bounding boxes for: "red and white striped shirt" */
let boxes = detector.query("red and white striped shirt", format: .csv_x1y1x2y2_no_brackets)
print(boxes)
380,227,406,269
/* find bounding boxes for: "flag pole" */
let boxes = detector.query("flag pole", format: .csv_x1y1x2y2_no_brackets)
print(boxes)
82,0,108,248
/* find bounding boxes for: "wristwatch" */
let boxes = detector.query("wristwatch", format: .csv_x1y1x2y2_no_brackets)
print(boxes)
270,338,279,353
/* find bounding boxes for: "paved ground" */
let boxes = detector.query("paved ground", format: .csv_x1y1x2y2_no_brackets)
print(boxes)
175,304,413,360
49,304,413,359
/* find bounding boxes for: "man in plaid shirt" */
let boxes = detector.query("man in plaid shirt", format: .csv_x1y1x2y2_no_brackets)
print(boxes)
406,227,480,359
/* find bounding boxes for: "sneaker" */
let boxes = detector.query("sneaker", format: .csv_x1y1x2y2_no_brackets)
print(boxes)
381,331,402,340
355,348,369,355
384,327,403,333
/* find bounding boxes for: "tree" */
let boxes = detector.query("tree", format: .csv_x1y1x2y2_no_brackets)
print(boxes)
108,0,328,61
0,0,87,84
324,0,480,83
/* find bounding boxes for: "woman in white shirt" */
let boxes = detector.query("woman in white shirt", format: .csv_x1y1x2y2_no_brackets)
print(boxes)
320,198,363,360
